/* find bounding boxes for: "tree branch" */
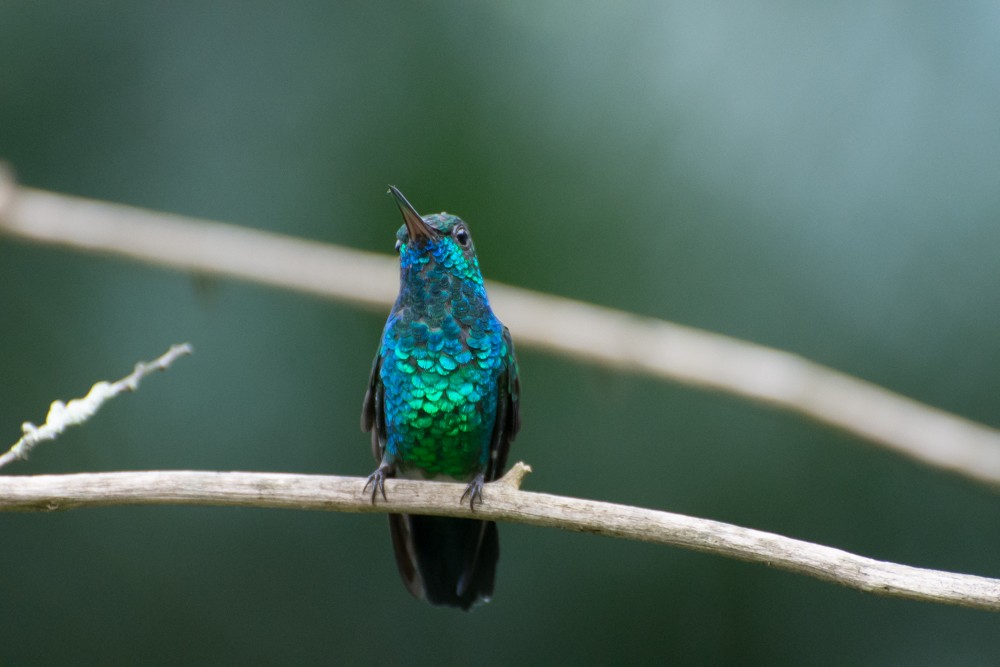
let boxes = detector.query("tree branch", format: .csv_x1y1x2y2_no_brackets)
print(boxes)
0,462,997,612
0,344,193,470
2,183,999,488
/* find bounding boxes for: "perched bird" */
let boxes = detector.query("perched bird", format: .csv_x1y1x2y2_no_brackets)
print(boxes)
362,186,520,610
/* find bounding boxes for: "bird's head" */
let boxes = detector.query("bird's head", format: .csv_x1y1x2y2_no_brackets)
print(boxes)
388,185,484,287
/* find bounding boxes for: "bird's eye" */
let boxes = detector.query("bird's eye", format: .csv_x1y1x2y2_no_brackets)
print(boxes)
454,226,471,248
394,239,402,253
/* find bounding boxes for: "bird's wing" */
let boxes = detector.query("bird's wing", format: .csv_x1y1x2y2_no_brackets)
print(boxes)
361,349,386,462
486,326,521,482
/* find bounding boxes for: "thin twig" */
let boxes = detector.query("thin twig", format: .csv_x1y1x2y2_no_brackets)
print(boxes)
0,462,997,612
0,344,193,470
1,184,998,487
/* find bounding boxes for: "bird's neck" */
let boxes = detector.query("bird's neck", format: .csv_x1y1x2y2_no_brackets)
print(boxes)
396,261,490,329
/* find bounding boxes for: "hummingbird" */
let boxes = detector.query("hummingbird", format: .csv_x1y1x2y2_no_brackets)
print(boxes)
362,186,521,610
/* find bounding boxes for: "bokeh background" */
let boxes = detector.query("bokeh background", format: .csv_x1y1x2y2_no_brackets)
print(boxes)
3,3,1000,664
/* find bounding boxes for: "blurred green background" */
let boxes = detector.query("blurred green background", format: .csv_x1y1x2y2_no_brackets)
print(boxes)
2,2,1000,664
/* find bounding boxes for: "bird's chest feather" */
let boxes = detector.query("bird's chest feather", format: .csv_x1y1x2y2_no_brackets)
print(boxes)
380,312,504,480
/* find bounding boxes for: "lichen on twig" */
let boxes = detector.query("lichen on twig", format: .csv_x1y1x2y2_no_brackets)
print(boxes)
0,343,193,470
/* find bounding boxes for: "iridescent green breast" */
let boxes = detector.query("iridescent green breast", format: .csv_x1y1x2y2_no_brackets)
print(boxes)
380,314,506,480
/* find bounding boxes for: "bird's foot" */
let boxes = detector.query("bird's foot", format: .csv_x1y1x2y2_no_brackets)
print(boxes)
460,473,486,510
363,464,394,503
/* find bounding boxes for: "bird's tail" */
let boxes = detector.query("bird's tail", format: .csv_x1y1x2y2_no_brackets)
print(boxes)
388,514,499,610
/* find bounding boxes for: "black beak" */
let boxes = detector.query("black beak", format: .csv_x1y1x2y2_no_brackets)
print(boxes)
388,185,436,244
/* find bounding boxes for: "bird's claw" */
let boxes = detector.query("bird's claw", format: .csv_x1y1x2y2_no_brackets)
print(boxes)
364,464,393,504
461,474,486,510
